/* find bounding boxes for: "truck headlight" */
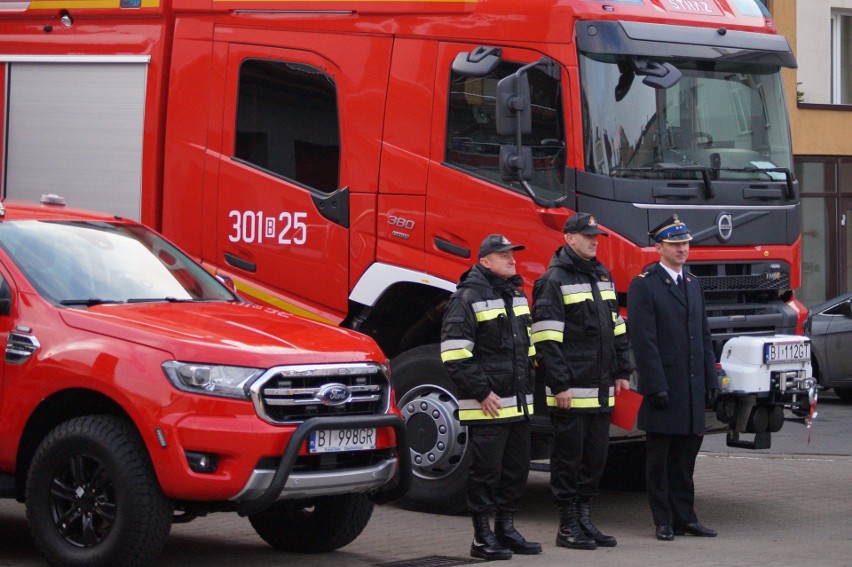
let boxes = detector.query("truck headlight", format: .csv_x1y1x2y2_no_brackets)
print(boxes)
163,361,264,399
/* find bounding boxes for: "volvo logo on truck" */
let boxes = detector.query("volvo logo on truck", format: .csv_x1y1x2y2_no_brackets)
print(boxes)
717,213,734,242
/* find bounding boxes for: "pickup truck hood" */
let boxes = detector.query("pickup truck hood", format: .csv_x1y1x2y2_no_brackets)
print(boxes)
58,301,383,366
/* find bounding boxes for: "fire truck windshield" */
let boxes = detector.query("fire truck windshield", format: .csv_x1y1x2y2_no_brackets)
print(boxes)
579,54,793,187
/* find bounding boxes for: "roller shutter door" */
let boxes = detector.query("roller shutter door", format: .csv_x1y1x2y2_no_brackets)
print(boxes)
4,61,146,220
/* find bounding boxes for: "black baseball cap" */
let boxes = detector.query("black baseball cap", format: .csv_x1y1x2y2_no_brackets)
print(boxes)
563,213,609,236
478,234,525,258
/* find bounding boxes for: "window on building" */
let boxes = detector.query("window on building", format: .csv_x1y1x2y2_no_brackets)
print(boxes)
795,158,847,305
234,59,340,194
445,60,566,202
831,12,852,105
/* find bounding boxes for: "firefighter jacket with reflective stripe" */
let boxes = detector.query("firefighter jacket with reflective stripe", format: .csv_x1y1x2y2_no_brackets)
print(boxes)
531,246,633,412
440,265,535,424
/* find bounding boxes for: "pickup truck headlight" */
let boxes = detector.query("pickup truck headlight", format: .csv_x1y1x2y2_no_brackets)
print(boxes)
163,361,264,399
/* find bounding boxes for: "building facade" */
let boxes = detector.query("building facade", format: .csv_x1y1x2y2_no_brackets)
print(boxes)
769,0,852,306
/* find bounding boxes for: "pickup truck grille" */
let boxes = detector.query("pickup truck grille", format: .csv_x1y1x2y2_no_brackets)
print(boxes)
249,362,390,424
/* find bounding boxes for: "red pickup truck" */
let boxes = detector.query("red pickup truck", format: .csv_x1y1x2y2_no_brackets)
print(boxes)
0,197,409,567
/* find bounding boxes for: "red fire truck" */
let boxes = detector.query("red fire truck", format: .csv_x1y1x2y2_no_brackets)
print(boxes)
0,0,815,513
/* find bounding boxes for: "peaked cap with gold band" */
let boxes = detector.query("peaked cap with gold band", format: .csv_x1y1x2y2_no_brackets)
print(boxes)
649,214,692,243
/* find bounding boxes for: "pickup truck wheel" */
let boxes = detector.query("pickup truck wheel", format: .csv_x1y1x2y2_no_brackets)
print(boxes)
392,345,470,514
25,415,173,567
249,494,373,553
834,387,852,402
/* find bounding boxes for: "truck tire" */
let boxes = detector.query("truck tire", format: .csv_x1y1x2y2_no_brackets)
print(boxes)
248,494,373,553
834,387,852,402
392,344,470,515
25,415,173,567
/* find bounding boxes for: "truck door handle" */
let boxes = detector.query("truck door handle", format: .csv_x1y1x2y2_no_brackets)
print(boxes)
434,237,470,259
224,252,257,273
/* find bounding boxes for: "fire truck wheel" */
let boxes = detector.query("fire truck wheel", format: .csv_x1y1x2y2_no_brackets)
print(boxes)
249,494,374,553
25,415,173,567
392,344,470,515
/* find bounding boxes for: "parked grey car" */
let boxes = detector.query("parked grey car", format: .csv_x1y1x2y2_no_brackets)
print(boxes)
804,292,852,402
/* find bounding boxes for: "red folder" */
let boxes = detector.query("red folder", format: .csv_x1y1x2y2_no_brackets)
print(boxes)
610,388,643,431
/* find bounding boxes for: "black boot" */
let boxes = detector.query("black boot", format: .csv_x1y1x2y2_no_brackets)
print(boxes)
577,498,617,547
495,511,542,555
556,500,597,550
470,513,513,560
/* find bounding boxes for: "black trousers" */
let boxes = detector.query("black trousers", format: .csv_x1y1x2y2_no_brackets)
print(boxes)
549,411,610,503
467,419,531,514
645,432,703,526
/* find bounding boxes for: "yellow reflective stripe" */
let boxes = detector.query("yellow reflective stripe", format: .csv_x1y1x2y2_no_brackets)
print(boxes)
528,345,536,357
545,396,616,409
458,403,535,422
512,296,530,316
472,299,506,322
441,349,472,362
597,281,616,301
563,292,593,305
561,283,593,305
612,313,626,336
474,308,505,322
458,394,532,410
532,329,563,343
440,339,474,362
544,387,615,409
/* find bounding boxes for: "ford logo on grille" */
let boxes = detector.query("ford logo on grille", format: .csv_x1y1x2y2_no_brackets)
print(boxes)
317,383,352,406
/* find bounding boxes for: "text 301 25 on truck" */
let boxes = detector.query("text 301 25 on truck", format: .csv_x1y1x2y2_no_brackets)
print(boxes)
0,196,410,567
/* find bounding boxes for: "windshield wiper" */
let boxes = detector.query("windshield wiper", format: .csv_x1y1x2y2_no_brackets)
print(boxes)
60,299,125,307
127,297,193,303
716,166,795,200
611,164,714,199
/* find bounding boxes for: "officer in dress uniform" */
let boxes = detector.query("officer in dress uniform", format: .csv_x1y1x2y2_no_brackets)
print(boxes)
440,234,542,560
627,215,719,542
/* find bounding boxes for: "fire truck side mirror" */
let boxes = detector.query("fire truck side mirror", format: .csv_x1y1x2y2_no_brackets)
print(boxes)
499,145,534,182
451,46,502,77
495,73,531,136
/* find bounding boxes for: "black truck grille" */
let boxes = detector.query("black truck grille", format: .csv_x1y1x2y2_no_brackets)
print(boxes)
698,273,790,293
249,363,390,424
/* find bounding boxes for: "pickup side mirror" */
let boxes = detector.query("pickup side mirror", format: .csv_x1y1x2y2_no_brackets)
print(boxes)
0,280,11,316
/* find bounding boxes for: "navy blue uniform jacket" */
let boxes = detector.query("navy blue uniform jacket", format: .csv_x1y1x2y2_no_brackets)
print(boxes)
627,264,717,435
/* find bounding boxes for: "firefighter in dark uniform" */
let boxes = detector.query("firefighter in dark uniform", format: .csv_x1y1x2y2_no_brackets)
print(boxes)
531,213,634,550
440,233,542,560
627,215,719,542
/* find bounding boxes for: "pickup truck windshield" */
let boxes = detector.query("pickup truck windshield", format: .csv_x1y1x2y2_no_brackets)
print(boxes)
579,53,792,185
0,220,236,305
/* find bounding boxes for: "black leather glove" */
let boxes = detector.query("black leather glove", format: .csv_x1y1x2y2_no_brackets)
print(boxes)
650,391,669,409
705,389,719,409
